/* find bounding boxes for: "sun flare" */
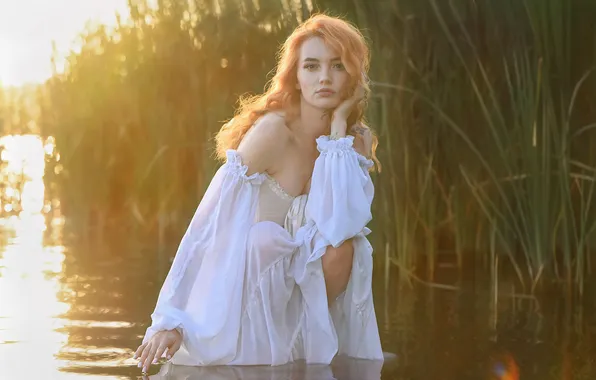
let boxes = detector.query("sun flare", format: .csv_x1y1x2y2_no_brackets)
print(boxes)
0,38,15,86
0,0,131,87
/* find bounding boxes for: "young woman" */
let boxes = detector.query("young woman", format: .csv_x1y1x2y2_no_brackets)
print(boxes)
134,13,383,372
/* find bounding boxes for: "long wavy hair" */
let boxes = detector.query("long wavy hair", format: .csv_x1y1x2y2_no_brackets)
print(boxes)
215,14,380,170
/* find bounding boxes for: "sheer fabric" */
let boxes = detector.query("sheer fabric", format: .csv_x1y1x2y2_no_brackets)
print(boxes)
142,135,383,366
255,175,295,225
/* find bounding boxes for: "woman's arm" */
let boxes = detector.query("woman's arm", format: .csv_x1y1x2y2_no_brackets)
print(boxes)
293,122,381,361
136,113,291,371
321,123,373,304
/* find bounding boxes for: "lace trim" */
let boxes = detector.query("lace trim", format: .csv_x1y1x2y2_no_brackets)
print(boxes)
225,149,266,184
264,173,295,201
357,154,374,169
316,135,355,152
316,136,373,169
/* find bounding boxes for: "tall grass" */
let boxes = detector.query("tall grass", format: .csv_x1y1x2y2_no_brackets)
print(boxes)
40,0,302,246
429,0,596,294
349,0,596,294
37,0,596,293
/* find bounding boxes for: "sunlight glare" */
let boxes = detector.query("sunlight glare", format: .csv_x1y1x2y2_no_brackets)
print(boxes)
0,0,131,86
0,37,15,86
0,135,123,379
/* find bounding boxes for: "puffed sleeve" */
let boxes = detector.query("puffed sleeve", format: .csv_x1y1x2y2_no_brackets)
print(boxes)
293,135,382,364
305,135,374,247
142,150,265,365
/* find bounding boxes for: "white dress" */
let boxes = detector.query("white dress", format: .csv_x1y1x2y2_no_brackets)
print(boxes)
142,135,383,366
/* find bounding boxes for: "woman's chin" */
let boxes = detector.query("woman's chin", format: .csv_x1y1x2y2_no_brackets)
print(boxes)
308,99,341,111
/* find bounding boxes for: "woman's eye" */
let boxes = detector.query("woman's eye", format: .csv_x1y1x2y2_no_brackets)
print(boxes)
333,63,345,70
304,64,318,70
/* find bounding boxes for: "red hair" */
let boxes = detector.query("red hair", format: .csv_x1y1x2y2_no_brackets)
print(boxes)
215,14,380,170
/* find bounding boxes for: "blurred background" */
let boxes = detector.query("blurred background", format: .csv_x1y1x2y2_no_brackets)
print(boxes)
1,0,596,378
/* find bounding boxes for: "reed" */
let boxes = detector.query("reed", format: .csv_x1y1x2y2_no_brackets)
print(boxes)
359,0,596,295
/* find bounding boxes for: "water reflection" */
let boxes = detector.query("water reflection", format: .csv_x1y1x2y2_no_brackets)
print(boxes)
150,356,384,380
0,213,71,377
0,135,133,379
0,135,69,378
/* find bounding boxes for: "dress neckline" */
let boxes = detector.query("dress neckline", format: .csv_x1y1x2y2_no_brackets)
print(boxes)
264,173,295,201
225,148,310,199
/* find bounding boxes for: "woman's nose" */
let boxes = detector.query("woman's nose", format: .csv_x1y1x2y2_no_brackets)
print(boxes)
319,67,331,84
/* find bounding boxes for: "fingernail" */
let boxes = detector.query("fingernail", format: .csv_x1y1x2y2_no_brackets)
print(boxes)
142,367,147,373
137,362,142,368
167,355,172,360
152,358,157,364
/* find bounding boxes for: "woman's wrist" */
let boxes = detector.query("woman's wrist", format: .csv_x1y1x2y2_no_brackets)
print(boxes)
330,118,347,139
173,327,183,338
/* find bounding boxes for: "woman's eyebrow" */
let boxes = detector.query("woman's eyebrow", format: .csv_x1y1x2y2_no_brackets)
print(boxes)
302,57,341,62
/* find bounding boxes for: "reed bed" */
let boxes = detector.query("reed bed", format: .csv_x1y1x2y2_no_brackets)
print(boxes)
37,0,596,294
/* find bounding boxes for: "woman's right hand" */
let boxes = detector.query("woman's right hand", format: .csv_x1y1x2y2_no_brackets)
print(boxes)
134,329,182,373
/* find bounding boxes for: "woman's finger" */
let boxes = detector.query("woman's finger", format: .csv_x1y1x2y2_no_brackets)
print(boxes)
165,336,182,359
134,342,147,359
139,341,154,371
154,342,168,363
142,342,159,373
353,84,365,102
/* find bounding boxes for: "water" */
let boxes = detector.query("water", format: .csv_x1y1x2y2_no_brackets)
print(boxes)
1,135,595,379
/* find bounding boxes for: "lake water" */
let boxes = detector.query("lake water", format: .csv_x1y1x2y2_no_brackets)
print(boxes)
0,135,594,379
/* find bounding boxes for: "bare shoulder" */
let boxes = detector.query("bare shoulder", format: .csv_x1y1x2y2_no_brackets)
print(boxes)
351,122,373,158
244,112,289,141
237,112,291,174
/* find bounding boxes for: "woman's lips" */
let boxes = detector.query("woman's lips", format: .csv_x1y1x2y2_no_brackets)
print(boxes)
316,89,335,96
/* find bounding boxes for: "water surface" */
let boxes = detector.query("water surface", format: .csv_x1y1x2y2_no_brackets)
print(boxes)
1,135,594,379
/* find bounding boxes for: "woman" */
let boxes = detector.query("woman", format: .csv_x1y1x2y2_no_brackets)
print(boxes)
134,13,383,373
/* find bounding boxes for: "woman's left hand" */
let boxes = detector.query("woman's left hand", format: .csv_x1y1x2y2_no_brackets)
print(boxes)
332,83,366,123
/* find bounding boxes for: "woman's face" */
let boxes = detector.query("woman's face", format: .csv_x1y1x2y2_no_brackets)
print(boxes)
296,37,351,110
